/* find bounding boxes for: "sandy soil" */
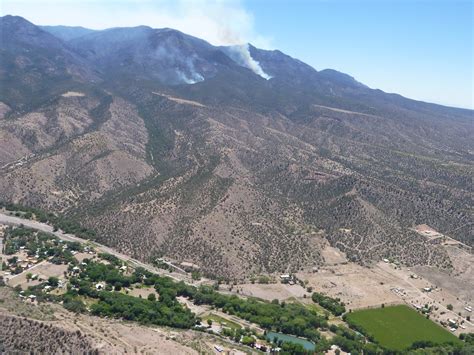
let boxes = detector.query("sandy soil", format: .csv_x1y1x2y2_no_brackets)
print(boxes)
127,286,157,299
320,245,348,266
74,252,95,262
177,296,211,316
298,262,401,310
7,262,68,290
228,283,309,302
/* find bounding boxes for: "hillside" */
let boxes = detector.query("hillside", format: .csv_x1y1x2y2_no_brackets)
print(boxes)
0,15,472,279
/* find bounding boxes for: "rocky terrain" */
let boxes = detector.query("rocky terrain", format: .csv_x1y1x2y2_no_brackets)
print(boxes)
0,15,472,279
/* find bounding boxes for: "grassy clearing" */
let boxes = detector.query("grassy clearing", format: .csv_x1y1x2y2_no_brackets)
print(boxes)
345,305,460,351
203,313,242,330
305,302,327,315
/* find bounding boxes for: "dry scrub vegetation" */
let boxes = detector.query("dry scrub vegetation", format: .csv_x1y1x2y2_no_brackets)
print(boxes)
0,314,98,354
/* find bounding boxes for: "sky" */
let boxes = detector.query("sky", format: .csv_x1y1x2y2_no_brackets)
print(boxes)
2,0,473,109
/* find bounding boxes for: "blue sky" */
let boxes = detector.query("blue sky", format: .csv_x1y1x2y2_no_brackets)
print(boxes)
247,0,473,109
2,0,472,108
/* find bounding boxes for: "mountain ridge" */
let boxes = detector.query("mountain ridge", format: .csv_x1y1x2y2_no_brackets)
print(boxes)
0,15,472,278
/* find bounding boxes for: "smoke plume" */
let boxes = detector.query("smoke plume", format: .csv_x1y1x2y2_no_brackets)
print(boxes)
154,44,204,84
227,44,272,80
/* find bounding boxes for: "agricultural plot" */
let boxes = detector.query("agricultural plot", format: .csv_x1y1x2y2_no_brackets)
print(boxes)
345,305,460,351
202,313,242,330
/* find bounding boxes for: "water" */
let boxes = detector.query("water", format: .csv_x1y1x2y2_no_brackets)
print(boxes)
266,331,316,351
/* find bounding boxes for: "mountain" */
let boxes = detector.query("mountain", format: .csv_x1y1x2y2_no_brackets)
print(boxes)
0,15,472,279
41,25,96,41
0,16,98,114
68,26,241,85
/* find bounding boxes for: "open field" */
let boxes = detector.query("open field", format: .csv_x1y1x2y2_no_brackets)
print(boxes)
127,286,157,299
297,259,402,310
7,262,68,290
298,258,474,335
203,313,242,330
224,244,473,336
223,282,309,302
345,305,461,351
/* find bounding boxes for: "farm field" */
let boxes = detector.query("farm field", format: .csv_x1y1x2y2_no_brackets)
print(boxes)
345,305,461,351
203,313,242,330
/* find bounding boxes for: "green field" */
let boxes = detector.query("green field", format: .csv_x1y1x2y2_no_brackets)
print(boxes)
203,313,242,330
345,305,460,351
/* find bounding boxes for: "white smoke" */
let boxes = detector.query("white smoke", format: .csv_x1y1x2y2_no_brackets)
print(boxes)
227,44,272,80
154,45,204,84
8,0,273,81
176,69,204,84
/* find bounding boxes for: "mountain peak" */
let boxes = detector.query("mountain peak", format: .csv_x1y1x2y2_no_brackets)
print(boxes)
318,69,366,88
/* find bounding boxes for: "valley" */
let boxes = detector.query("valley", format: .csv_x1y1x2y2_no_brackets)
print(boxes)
0,209,472,353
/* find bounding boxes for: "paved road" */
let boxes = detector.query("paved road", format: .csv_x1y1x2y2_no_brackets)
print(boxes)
0,212,193,284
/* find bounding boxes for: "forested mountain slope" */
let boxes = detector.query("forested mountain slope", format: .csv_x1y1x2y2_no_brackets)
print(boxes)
1,15,472,278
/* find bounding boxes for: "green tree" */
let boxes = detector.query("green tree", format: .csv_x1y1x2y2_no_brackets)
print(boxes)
48,276,59,287
241,336,255,346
